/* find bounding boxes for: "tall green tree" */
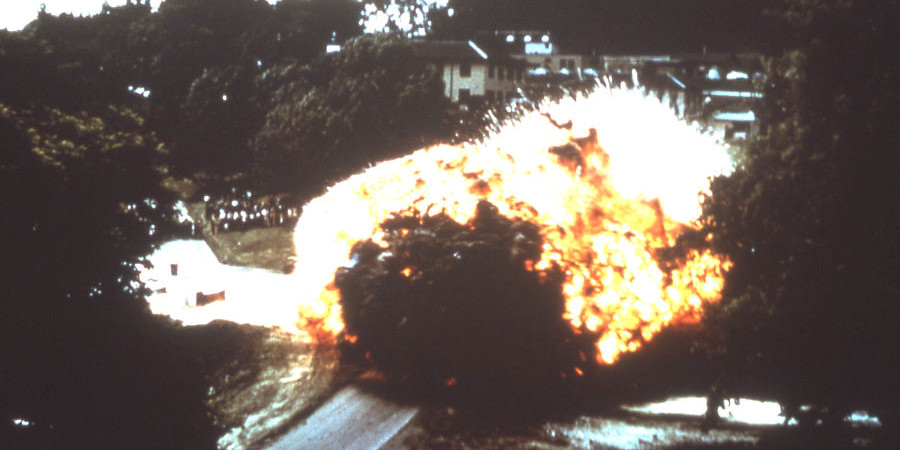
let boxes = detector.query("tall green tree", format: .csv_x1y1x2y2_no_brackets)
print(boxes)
252,34,452,195
270,0,362,62
0,101,173,311
695,0,899,426
0,98,220,447
0,19,232,446
126,0,363,174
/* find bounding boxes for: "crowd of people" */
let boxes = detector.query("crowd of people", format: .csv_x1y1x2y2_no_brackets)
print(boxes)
203,189,300,234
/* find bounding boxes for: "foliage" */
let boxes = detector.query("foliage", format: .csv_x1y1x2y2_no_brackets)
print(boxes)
0,7,236,444
179,63,262,172
0,101,176,301
252,34,453,195
0,26,111,112
0,97,220,446
336,201,592,399
361,0,435,35
694,0,900,425
8,0,364,176
270,0,363,62
431,0,786,53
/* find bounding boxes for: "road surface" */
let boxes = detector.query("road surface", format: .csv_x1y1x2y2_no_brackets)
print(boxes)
267,384,419,450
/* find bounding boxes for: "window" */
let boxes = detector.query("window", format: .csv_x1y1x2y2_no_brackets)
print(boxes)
488,64,495,78
498,65,505,81
460,62,471,77
459,88,471,103
486,90,495,102
516,68,522,82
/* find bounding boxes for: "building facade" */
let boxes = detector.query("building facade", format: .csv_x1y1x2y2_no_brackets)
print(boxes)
413,40,528,105
480,30,588,78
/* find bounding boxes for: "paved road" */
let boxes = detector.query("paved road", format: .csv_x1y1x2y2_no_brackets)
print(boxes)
268,384,419,450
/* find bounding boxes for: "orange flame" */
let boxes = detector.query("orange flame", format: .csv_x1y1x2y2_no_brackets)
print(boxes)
292,85,732,364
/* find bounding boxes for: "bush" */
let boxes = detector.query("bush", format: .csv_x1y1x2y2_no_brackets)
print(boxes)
335,201,593,398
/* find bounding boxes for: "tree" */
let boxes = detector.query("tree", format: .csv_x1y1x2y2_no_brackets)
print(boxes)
124,0,363,175
252,34,453,195
270,0,362,62
336,202,591,403
8,0,367,177
0,98,222,447
361,0,435,35
0,101,174,306
694,0,900,427
432,0,787,53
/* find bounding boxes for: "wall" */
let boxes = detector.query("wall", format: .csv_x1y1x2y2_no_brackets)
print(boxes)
441,62,488,102
516,54,585,75
483,62,523,102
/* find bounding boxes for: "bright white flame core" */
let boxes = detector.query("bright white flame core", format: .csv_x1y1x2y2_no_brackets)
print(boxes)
144,84,733,363
559,88,732,223
141,240,304,334
291,84,733,361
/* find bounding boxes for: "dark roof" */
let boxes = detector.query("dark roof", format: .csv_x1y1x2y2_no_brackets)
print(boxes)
412,40,487,62
411,40,531,67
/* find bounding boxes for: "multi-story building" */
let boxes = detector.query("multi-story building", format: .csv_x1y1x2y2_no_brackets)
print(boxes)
479,30,588,78
412,40,529,106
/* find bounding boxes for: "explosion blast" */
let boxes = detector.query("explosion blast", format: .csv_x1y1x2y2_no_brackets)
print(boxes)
146,83,732,368
292,84,732,365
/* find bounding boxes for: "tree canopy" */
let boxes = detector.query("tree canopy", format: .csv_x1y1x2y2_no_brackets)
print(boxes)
0,93,214,448
693,0,900,425
430,0,789,53
252,33,453,195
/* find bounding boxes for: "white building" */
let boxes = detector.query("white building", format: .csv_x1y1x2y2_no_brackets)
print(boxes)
487,30,588,78
413,40,529,105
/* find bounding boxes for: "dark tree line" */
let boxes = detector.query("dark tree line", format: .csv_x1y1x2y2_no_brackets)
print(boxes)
5,1,465,194
253,33,455,195
7,0,364,175
683,0,900,428
429,0,791,54
0,61,215,448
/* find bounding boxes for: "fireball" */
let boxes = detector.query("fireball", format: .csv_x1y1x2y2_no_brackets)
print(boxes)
292,83,732,365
